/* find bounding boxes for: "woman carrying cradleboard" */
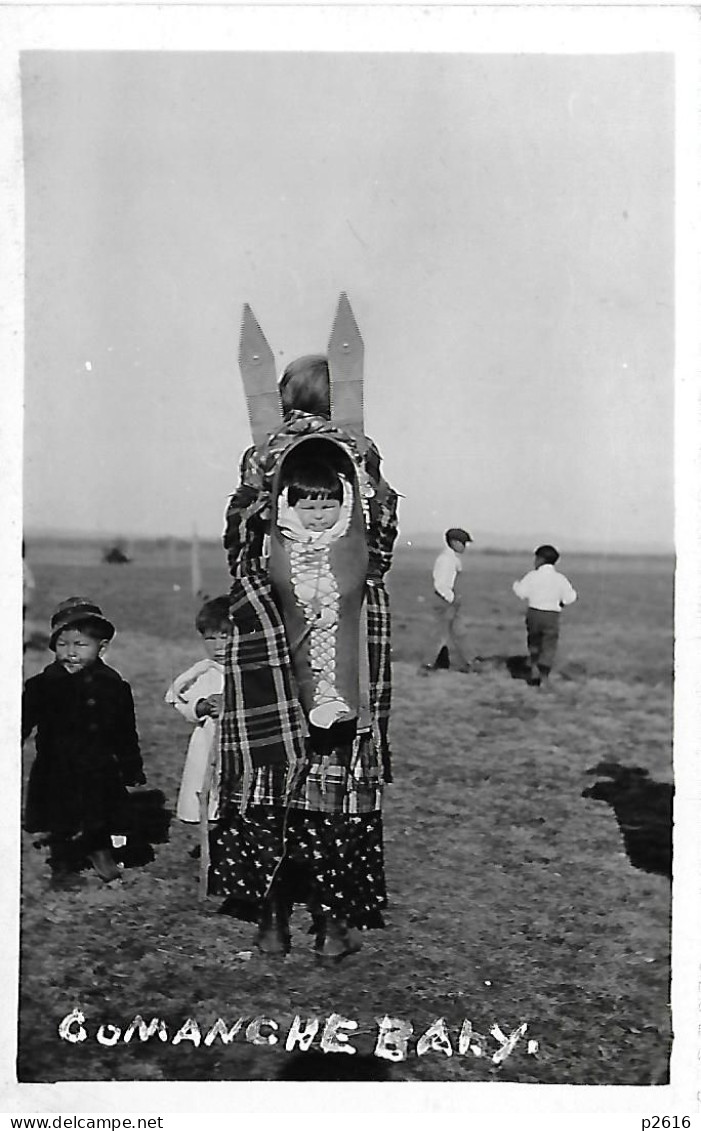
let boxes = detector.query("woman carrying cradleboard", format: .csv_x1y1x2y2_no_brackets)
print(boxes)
208,295,399,962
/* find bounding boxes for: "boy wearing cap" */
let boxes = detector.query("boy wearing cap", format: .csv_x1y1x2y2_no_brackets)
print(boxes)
421,528,474,672
22,597,145,884
512,545,577,686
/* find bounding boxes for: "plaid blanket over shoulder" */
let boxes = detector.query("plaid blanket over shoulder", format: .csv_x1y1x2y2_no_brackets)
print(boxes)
366,582,393,782
218,568,306,816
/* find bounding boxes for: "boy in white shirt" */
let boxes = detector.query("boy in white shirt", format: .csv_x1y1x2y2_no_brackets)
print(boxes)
512,544,577,686
421,527,473,672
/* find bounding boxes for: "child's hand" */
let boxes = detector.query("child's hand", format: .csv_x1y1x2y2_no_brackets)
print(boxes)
197,694,223,719
208,694,224,717
125,770,147,787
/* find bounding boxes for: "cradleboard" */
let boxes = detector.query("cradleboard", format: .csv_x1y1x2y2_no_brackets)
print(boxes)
238,294,371,754
268,433,369,752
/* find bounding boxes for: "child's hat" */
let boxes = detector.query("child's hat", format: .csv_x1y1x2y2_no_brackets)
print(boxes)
49,596,116,650
446,527,472,545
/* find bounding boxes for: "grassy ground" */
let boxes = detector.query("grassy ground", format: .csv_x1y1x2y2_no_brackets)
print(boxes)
18,543,673,1083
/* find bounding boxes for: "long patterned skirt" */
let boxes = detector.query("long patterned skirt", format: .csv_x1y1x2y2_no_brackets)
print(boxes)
209,808,386,929
210,573,391,930
209,728,387,928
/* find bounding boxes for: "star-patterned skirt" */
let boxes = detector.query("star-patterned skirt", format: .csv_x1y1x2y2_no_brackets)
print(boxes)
208,807,387,930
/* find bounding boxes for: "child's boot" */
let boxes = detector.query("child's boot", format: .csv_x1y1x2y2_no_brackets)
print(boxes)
527,659,541,686
314,915,362,962
49,837,82,888
89,847,121,883
255,897,290,956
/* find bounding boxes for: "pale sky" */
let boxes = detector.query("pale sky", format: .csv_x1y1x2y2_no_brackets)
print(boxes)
22,51,674,549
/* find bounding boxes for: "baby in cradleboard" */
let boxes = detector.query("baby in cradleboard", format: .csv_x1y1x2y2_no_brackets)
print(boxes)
165,596,227,842
22,597,146,886
512,544,577,686
276,458,356,731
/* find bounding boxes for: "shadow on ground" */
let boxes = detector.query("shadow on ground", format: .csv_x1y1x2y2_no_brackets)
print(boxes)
462,653,588,682
428,651,533,679
32,791,173,876
582,762,673,879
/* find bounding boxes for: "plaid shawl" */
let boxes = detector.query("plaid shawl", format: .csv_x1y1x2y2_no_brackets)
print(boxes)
366,582,393,782
366,482,398,782
218,566,305,816
221,413,399,814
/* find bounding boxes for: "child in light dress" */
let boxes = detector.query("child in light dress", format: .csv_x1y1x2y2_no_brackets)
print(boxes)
165,596,228,823
276,458,354,729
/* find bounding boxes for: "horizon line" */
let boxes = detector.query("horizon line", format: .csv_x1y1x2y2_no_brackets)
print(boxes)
23,525,675,557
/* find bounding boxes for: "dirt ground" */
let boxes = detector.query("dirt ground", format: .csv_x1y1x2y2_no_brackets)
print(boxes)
18,542,673,1084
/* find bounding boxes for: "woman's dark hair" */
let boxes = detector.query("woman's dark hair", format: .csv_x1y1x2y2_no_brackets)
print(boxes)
284,460,343,507
196,595,230,635
279,355,331,419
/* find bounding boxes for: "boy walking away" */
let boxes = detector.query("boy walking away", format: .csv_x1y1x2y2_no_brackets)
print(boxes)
22,597,145,885
512,544,577,686
421,527,473,673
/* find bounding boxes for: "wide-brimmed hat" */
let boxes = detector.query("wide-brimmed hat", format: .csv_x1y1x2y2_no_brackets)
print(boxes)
49,597,116,650
445,527,472,546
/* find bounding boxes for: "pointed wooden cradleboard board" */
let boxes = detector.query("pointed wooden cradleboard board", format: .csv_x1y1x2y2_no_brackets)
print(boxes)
327,293,366,453
238,303,283,447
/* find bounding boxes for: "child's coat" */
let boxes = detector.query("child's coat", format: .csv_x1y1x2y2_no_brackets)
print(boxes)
22,658,144,834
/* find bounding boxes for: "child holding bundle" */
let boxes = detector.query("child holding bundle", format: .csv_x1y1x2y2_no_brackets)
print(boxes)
165,596,228,828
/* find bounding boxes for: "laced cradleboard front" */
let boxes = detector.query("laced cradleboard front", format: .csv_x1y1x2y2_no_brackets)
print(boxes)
287,531,347,726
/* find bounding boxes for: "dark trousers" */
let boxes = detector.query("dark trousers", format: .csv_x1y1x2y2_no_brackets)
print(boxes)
525,608,561,674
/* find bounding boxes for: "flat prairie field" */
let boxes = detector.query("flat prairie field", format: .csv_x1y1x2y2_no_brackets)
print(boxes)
18,542,673,1084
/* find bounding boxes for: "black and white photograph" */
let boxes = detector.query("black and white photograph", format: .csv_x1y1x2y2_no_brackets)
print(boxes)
1,2,700,1119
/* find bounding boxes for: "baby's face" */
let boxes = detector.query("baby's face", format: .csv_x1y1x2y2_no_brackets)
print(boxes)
294,496,341,531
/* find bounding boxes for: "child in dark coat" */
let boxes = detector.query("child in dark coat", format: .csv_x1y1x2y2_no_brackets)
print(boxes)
22,597,145,883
